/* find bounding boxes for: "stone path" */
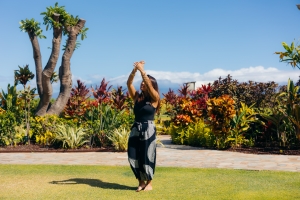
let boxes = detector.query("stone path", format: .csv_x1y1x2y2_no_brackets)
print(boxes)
1,135,300,172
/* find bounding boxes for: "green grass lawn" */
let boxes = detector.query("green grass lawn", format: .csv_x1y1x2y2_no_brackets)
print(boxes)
0,165,299,200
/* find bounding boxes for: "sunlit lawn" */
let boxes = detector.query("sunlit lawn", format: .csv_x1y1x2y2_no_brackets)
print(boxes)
0,165,299,200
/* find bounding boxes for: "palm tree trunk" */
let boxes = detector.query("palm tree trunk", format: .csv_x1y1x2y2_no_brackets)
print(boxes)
48,19,86,115
35,14,63,116
28,32,43,97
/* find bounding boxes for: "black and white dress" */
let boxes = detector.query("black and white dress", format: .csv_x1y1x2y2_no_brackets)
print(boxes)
127,97,156,181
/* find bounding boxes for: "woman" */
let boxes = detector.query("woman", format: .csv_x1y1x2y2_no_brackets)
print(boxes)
127,60,160,192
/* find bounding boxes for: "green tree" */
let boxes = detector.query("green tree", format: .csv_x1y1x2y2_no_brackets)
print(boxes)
19,2,88,116
275,41,300,69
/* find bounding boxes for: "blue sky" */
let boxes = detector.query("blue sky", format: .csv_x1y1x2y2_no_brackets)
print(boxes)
1,0,300,94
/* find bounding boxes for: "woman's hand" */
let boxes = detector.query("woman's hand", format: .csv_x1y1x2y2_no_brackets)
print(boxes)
133,60,145,72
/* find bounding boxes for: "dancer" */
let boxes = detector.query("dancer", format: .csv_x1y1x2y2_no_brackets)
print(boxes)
127,60,160,192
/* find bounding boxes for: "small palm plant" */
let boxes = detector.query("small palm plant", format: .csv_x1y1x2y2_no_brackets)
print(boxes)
14,65,35,87
107,127,130,151
55,124,88,149
14,64,35,144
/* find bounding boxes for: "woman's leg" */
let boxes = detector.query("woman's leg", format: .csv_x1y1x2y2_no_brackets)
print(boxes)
128,128,141,180
128,127,147,191
139,121,156,188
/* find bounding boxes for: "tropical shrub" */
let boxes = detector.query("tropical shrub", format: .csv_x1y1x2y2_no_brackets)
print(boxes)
210,75,278,110
168,120,214,147
187,119,214,147
54,124,89,149
163,84,210,128
30,115,62,146
227,103,257,148
162,88,178,120
259,107,288,146
107,127,130,151
206,95,236,149
85,103,133,147
0,111,20,146
0,125,25,147
0,84,24,121
91,78,112,104
168,122,190,145
35,130,55,146
275,79,300,145
63,79,90,123
110,86,130,111
13,125,27,144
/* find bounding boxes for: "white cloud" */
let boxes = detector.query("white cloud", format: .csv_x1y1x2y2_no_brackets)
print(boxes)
79,66,300,94
1,66,299,96
207,66,297,83
97,66,300,87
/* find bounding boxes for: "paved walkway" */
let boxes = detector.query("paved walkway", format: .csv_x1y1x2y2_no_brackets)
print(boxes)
1,135,300,172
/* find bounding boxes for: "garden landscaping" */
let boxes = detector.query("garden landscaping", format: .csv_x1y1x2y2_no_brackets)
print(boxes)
2,3,300,157
2,72,300,155
1,136,300,155
1,4,300,199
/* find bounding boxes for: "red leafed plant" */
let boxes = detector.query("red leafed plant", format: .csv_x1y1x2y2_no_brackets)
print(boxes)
190,84,212,100
163,88,178,106
63,79,90,119
173,114,192,126
110,86,130,111
91,78,112,104
163,83,212,127
190,84,212,118
178,83,189,98
172,97,202,126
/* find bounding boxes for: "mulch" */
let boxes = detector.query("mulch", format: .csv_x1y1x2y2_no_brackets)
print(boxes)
1,144,300,155
225,146,300,155
0,144,117,153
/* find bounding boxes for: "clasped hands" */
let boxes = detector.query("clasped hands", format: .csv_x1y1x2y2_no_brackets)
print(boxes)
133,60,145,72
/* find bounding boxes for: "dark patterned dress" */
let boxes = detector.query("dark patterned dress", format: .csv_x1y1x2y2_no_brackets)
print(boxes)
127,97,157,181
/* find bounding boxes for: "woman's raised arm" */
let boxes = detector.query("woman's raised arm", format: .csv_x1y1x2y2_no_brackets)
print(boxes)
127,66,138,99
135,61,159,102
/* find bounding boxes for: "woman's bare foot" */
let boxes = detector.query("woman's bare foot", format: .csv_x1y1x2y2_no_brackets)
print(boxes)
144,180,153,191
143,184,152,191
136,180,146,192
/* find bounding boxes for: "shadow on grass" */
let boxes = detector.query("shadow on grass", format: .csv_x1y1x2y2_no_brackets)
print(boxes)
50,178,136,190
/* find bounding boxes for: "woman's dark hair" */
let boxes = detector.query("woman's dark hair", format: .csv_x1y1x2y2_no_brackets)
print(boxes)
138,74,160,112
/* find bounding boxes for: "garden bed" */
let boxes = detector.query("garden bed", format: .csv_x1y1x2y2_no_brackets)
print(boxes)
0,144,116,153
225,146,300,155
